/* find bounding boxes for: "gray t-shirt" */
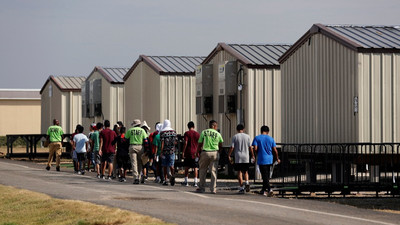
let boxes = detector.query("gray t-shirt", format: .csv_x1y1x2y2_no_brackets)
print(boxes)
231,132,251,163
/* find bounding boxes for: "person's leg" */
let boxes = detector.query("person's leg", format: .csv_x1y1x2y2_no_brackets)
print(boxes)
198,151,210,191
209,152,219,193
259,165,271,194
244,170,250,192
129,146,138,180
238,170,243,187
108,155,114,177
194,167,198,185
47,143,55,168
136,146,144,181
55,143,62,169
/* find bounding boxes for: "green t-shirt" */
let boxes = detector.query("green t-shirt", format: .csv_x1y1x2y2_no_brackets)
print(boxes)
47,125,64,142
198,128,223,151
90,131,100,152
125,127,148,145
152,133,161,156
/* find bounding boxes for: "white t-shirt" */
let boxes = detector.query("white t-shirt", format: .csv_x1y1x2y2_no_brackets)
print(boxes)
73,133,89,153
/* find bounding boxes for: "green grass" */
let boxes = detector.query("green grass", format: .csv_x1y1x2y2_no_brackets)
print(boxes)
0,185,174,225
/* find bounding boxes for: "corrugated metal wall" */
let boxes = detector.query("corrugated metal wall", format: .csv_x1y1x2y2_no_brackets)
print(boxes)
198,50,282,145
358,53,400,143
160,74,196,135
41,80,82,134
125,62,196,135
281,33,358,143
82,72,124,130
245,68,282,143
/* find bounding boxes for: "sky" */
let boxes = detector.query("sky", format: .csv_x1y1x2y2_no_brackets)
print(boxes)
0,0,399,89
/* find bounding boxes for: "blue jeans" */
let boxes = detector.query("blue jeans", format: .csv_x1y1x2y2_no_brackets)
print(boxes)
161,153,175,167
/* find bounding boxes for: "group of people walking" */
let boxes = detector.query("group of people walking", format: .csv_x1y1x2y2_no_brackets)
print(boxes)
46,118,280,196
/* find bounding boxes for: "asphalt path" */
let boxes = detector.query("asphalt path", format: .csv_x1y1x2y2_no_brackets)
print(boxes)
1,158,399,225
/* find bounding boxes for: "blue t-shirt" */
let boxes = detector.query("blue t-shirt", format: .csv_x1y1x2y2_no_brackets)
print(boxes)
73,133,89,153
251,134,276,165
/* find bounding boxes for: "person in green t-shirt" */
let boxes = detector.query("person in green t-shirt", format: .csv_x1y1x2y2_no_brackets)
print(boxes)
125,119,148,184
46,119,64,171
90,122,103,178
196,120,223,194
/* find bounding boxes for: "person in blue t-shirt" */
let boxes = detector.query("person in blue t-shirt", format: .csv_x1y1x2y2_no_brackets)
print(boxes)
252,125,280,197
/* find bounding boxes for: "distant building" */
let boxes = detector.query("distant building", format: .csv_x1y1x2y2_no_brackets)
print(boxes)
279,24,400,143
81,66,128,130
40,76,86,134
124,55,204,134
198,43,291,144
0,89,41,136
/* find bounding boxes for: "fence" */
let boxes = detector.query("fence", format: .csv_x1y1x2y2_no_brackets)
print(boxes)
268,143,400,197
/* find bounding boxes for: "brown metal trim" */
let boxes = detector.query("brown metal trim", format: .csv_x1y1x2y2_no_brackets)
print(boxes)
123,57,142,81
159,72,195,76
142,55,165,75
40,76,82,94
95,66,114,83
357,48,400,53
315,23,362,50
247,64,281,69
201,43,253,66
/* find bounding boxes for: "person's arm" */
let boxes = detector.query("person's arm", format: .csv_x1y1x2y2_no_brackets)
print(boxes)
227,146,234,164
99,135,103,156
182,139,188,159
197,142,203,156
249,146,255,162
72,138,76,150
272,147,280,164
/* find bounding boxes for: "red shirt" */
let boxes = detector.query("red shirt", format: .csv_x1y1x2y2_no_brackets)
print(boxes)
149,131,159,155
184,129,200,159
100,128,117,154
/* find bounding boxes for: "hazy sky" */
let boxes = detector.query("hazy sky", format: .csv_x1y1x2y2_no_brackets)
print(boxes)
0,0,399,89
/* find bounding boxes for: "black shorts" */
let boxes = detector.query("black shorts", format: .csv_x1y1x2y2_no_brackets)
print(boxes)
233,163,250,172
184,157,199,168
94,152,101,165
101,153,114,163
76,153,86,162
117,155,131,170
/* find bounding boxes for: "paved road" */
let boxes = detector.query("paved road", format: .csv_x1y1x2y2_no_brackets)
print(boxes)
1,158,399,225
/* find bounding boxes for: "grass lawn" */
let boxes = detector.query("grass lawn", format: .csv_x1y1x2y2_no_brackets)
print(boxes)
0,185,173,225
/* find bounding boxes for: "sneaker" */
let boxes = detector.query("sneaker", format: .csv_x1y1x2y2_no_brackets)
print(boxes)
181,181,189,186
267,191,274,197
154,177,161,183
192,183,198,187
107,176,112,181
238,189,245,194
140,176,145,184
245,183,250,192
196,188,205,193
133,179,140,184
170,177,175,186
102,175,106,180
46,166,50,171
77,171,82,175
211,191,217,194
96,174,101,179
162,181,168,186
56,166,60,172
81,171,85,175
122,178,127,182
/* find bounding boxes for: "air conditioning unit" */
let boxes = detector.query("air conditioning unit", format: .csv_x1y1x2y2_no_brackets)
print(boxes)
196,64,213,114
92,79,102,117
218,61,237,113
81,82,87,118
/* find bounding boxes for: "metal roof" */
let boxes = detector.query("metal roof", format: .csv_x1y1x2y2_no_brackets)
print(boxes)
124,55,205,81
0,89,40,100
95,67,130,83
325,25,400,49
228,44,291,65
279,24,400,63
202,43,291,68
145,56,205,73
40,76,86,94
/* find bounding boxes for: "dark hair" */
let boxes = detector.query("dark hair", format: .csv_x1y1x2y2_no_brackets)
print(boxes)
236,124,244,131
155,122,160,129
187,121,195,129
261,125,270,133
120,127,126,134
209,120,217,128
104,120,110,128
117,121,124,127
77,125,84,133
96,122,103,130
